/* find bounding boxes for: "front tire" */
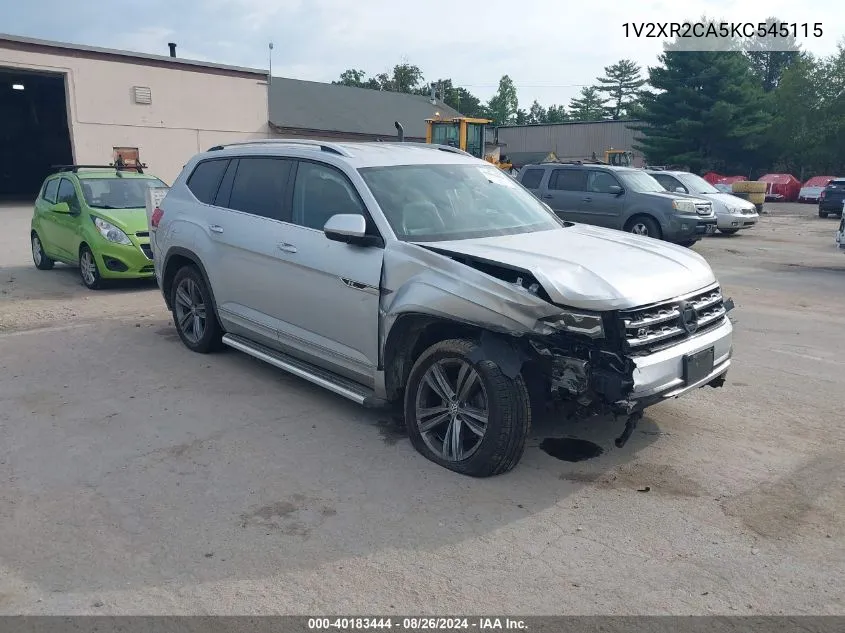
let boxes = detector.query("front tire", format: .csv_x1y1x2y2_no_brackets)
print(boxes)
170,265,222,353
79,244,102,289
31,232,54,270
404,338,531,477
627,216,662,240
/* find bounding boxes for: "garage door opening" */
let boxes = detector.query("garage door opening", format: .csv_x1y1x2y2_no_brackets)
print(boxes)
0,68,73,200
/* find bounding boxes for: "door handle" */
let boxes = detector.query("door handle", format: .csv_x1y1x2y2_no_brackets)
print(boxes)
277,242,297,253
541,194,553,200
582,196,592,202
208,224,224,234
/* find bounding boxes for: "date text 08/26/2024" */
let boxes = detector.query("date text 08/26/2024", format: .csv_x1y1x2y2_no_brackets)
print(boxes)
308,618,527,631
622,22,823,39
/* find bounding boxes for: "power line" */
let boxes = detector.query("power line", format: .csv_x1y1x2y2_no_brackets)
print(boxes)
459,83,592,88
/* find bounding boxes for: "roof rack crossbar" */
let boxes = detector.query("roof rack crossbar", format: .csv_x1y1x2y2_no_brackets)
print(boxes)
206,139,352,157
51,163,147,173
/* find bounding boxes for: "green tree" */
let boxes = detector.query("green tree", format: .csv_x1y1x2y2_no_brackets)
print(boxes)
515,108,528,125
333,69,380,89
745,16,801,92
546,105,569,123
487,75,519,125
595,59,645,119
633,49,769,173
377,62,425,93
568,87,606,121
527,100,548,124
427,80,488,118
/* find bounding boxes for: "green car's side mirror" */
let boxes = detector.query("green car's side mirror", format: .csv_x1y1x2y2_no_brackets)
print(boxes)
51,202,71,214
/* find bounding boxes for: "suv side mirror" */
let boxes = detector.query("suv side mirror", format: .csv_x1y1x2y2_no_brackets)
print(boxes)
51,202,71,214
674,187,687,194
608,185,623,196
324,214,376,246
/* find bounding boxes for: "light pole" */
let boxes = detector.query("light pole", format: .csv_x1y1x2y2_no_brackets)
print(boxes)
267,42,273,135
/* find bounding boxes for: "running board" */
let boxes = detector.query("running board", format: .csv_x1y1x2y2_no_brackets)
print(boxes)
221,334,388,408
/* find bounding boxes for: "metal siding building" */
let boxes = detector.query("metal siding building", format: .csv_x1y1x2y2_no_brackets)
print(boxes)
495,120,645,167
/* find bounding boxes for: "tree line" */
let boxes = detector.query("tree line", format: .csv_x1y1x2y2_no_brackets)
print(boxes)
333,60,643,125
334,16,845,176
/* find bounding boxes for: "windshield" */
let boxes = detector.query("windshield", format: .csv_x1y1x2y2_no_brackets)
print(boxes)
618,171,667,193
677,173,720,194
79,177,167,209
359,163,564,242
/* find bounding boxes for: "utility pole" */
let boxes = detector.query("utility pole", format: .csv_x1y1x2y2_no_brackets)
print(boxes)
267,42,273,135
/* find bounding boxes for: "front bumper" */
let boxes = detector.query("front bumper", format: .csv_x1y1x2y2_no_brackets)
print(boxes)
664,213,717,242
628,317,732,407
717,214,758,230
92,238,154,278
819,200,845,213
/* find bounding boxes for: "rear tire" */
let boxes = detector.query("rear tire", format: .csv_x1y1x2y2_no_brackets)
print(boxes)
404,338,531,477
31,232,54,270
626,216,662,240
79,244,102,289
819,209,828,218
170,265,223,353
719,228,739,235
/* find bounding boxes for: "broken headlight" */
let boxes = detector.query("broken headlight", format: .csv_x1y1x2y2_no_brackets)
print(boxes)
542,310,605,338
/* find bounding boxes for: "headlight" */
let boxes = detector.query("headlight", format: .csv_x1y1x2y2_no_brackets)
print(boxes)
542,310,605,338
93,217,131,245
671,199,696,213
727,207,744,215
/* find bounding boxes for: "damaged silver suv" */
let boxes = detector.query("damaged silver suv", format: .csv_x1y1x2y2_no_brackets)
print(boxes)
151,140,734,477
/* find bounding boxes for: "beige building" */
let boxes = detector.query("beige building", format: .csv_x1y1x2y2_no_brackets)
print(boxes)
0,34,269,195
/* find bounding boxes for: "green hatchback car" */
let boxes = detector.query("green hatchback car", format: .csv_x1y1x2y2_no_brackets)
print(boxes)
30,167,167,289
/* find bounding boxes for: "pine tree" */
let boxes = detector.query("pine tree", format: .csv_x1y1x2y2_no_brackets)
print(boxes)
632,50,769,173
568,87,606,121
595,59,645,119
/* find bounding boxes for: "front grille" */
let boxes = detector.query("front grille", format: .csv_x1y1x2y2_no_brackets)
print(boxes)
695,202,712,216
618,285,727,355
140,243,153,259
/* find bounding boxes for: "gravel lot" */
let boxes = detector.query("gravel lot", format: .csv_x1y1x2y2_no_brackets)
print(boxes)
1,201,843,615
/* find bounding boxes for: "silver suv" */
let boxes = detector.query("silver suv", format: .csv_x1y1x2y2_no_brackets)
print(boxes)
151,140,734,477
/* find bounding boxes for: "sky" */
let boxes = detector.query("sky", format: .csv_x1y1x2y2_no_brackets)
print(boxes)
2,0,843,108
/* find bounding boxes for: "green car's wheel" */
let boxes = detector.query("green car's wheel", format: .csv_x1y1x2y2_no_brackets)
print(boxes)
79,244,102,290
31,232,54,270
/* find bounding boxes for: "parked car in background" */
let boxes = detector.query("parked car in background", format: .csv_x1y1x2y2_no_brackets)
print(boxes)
31,166,167,288
798,176,836,203
647,169,759,235
151,140,733,477
818,178,845,218
517,163,716,246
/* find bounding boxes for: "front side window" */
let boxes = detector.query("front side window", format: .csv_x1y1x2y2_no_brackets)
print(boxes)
43,178,59,204
57,178,81,213
618,171,667,193
79,177,168,209
587,170,621,193
676,173,719,194
653,174,684,192
187,159,229,204
359,163,564,242
292,161,366,230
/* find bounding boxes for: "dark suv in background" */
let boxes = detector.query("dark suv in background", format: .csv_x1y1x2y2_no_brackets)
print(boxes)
818,178,845,218
518,163,716,246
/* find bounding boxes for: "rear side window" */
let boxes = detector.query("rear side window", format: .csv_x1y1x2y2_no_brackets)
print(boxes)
187,159,229,204
520,169,544,190
550,169,587,191
226,157,294,220
42,179,59,204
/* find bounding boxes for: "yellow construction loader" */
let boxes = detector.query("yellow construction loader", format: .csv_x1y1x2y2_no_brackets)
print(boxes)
424,115,512,171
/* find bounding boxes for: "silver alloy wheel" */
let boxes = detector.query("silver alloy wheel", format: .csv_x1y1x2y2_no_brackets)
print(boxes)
32,235,42,266
80,250,97,286
414,358,489,462
631,222,649,236
174,277,207,345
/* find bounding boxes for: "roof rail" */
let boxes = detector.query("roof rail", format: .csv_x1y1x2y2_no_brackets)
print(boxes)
431,144,473,157
51,163,148,174
206,138,352,157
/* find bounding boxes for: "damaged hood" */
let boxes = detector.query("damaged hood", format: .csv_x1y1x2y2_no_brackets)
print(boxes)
417,224,717,310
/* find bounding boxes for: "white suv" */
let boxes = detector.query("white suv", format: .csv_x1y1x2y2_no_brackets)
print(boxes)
151,139,734,477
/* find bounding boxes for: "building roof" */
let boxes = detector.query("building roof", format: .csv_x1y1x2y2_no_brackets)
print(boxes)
0,33,267,76
496,119,642,129
268,77,462,139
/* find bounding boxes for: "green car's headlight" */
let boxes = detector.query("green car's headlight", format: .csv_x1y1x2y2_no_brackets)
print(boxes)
541,310,605,338
93,217,131,245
